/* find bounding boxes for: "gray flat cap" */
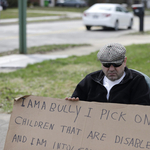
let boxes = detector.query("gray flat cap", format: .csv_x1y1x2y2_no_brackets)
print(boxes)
97,43,126,64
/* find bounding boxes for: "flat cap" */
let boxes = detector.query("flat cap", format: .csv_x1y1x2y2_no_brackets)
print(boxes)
97,43,126,64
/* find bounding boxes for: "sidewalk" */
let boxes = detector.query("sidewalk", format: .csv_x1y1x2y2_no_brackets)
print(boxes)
0,34,150,149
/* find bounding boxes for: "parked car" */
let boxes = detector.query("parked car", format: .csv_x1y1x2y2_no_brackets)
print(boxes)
0,0,8,10
82,3,134,31
56,0,65,6
56,0,87,7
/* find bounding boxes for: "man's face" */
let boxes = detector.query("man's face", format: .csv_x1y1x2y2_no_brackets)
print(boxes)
102,57,127,81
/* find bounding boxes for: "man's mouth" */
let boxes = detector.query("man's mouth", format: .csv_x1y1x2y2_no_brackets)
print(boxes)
108,73,116,76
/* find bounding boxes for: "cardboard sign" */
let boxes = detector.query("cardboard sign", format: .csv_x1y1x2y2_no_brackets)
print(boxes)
4,95,150,150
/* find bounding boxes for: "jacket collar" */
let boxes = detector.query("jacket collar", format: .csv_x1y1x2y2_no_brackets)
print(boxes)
91,67,133,84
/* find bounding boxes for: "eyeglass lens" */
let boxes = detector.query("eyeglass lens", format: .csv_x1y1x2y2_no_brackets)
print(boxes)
103,63,122,68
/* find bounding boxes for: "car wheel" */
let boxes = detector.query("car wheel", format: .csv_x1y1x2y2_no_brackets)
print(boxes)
114,20,119,31
128,19,133,29
103,27,110,30
86,26,91,30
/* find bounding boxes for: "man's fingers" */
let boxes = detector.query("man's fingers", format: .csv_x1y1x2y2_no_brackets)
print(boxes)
65,97,79,101
72,97,76,101
76,97,79,101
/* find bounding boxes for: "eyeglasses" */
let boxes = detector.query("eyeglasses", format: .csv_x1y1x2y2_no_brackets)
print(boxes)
102,62,123,68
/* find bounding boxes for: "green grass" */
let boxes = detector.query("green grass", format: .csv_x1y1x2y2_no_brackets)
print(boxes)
125,44,150,74
0,7,87,19
0,8,63,19
127,30,150,35
0,43,150,113
28,6,88,12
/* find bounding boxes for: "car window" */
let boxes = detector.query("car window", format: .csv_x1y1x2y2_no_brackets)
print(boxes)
116,6,128,13
99,6,112,11
89,5,113,11
116,7,123,12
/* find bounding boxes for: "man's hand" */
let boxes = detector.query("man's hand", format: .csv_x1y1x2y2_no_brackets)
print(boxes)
65,97,79,101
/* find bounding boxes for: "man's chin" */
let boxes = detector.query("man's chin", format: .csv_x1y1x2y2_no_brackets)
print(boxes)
108,76,117,81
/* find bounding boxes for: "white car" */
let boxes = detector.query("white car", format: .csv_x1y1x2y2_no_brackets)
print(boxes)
82,3,134,31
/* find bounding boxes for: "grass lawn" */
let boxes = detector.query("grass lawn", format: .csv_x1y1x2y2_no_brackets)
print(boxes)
28,6,88,12
128,30,150,35
0,43,150,113
0,8,63,19
0,7,87,19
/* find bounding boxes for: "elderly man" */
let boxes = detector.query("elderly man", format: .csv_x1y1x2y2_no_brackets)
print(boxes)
65,43,150,105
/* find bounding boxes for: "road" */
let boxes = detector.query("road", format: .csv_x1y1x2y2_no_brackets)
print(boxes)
0,16,150,53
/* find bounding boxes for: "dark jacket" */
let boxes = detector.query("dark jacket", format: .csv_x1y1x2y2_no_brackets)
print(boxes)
72,67,150,105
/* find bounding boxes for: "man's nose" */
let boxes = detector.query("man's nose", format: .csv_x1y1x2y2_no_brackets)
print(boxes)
109,65,115,70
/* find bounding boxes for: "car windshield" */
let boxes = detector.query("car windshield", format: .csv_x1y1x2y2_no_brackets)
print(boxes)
89,4,113,11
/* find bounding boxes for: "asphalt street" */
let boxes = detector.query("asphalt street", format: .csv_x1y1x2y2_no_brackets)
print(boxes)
0,15,150,53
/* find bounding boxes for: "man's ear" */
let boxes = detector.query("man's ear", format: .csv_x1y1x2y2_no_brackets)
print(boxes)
124,57,127,67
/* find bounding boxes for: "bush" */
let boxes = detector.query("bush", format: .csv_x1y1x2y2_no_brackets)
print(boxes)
7,0,37,8
88,0,99,6
7,0,18,8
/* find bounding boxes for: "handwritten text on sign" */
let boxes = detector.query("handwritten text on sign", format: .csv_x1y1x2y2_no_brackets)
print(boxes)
4,95,150,150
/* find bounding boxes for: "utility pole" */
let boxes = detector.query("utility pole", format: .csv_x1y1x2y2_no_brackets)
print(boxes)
18,0,27,54
0,0,3,11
